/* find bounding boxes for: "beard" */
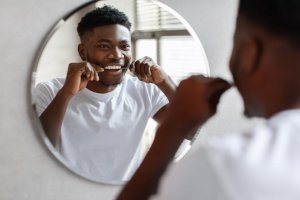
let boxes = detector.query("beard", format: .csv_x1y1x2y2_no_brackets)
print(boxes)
97,67,128,87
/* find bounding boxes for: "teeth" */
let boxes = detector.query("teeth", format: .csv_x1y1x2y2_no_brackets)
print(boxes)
104,65,121,70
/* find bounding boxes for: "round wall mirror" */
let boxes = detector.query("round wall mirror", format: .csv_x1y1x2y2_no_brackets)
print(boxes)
31,0,209,185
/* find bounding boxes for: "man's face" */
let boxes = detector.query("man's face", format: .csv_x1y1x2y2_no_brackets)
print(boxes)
79,24,132,86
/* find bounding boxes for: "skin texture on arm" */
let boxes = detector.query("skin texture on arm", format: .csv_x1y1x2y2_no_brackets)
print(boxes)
39,62,103,147
152,76,176,124
116,75,231,200
39,88,73,147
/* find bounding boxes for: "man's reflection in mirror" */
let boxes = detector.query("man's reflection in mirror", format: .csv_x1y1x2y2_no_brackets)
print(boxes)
34,5,176,182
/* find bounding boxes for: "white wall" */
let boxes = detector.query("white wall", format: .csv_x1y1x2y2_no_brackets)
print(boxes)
0,0,260,199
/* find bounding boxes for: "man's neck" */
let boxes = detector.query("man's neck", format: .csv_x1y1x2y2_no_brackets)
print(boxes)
86,81,118,93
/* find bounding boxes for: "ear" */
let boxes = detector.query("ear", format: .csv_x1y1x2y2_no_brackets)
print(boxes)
240,35,262,75
78,44,86,61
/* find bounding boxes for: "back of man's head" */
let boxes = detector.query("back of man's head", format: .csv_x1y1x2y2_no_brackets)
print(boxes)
239,0,300,46
77,5,132,39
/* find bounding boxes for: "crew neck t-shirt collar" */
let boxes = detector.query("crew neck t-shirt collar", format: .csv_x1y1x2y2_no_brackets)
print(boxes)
80,77,125,101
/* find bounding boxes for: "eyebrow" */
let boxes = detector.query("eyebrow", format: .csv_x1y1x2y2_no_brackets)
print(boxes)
97,39,111,43
97,39,130,44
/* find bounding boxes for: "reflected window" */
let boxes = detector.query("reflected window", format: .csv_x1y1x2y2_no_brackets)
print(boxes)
136,36,208,84
132,0,208,85
131,0,209,156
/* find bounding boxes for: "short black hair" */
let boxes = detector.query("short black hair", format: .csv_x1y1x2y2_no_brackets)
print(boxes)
77,5,132,38
239,0,300,45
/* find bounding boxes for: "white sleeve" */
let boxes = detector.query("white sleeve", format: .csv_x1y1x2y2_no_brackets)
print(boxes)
34,82,55,116
148,84,169,118
149,146,228,200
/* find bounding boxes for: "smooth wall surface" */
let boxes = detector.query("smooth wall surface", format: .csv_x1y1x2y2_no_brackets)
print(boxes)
0,0,258,199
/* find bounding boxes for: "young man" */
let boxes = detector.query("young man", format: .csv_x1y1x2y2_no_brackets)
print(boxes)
117,0,300,199
35,6,175,182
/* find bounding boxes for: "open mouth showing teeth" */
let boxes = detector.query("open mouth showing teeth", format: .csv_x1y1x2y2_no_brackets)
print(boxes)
104,65,122,71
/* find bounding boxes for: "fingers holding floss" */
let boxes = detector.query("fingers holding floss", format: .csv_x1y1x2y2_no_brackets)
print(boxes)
85,62,94,81
85,62,104,82
86,61,93,71
129,57,154,82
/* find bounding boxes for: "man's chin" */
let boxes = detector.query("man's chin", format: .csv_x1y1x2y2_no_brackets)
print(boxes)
99,76,124,87
97,70,127,86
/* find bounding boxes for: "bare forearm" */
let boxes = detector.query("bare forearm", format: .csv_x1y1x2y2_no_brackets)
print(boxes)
156,76,176,102
39,88,73,147
116,122,187,200
152,76,176,123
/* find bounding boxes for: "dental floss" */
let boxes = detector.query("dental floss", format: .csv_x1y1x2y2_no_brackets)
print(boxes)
86,62,93,71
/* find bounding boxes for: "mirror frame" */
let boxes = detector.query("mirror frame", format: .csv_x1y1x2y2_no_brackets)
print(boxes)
29,0,210,185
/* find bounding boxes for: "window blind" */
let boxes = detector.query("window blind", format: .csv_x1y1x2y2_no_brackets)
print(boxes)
135,0,185,31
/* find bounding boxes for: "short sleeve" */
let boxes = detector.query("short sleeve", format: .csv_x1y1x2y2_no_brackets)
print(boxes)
148,84,169,118
34,79,64,116
34,83,54,116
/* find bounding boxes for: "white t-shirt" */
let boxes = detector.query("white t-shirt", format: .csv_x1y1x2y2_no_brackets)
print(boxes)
35,74,168,183
151,109,300,200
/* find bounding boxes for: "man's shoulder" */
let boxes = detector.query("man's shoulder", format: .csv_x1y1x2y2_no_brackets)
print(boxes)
201,109,300,166
36,78,65,90
201,131,252,156
35,78,65,95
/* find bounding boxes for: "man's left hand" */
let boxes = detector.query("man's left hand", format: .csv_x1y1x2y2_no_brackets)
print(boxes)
130,56,167,85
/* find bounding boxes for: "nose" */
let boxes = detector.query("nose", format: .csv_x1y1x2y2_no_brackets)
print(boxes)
108,47,124,59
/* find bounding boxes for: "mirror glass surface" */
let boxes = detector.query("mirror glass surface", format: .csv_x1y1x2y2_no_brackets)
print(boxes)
31,0,209,184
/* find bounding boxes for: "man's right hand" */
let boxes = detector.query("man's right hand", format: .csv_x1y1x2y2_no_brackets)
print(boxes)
61,62,104,96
